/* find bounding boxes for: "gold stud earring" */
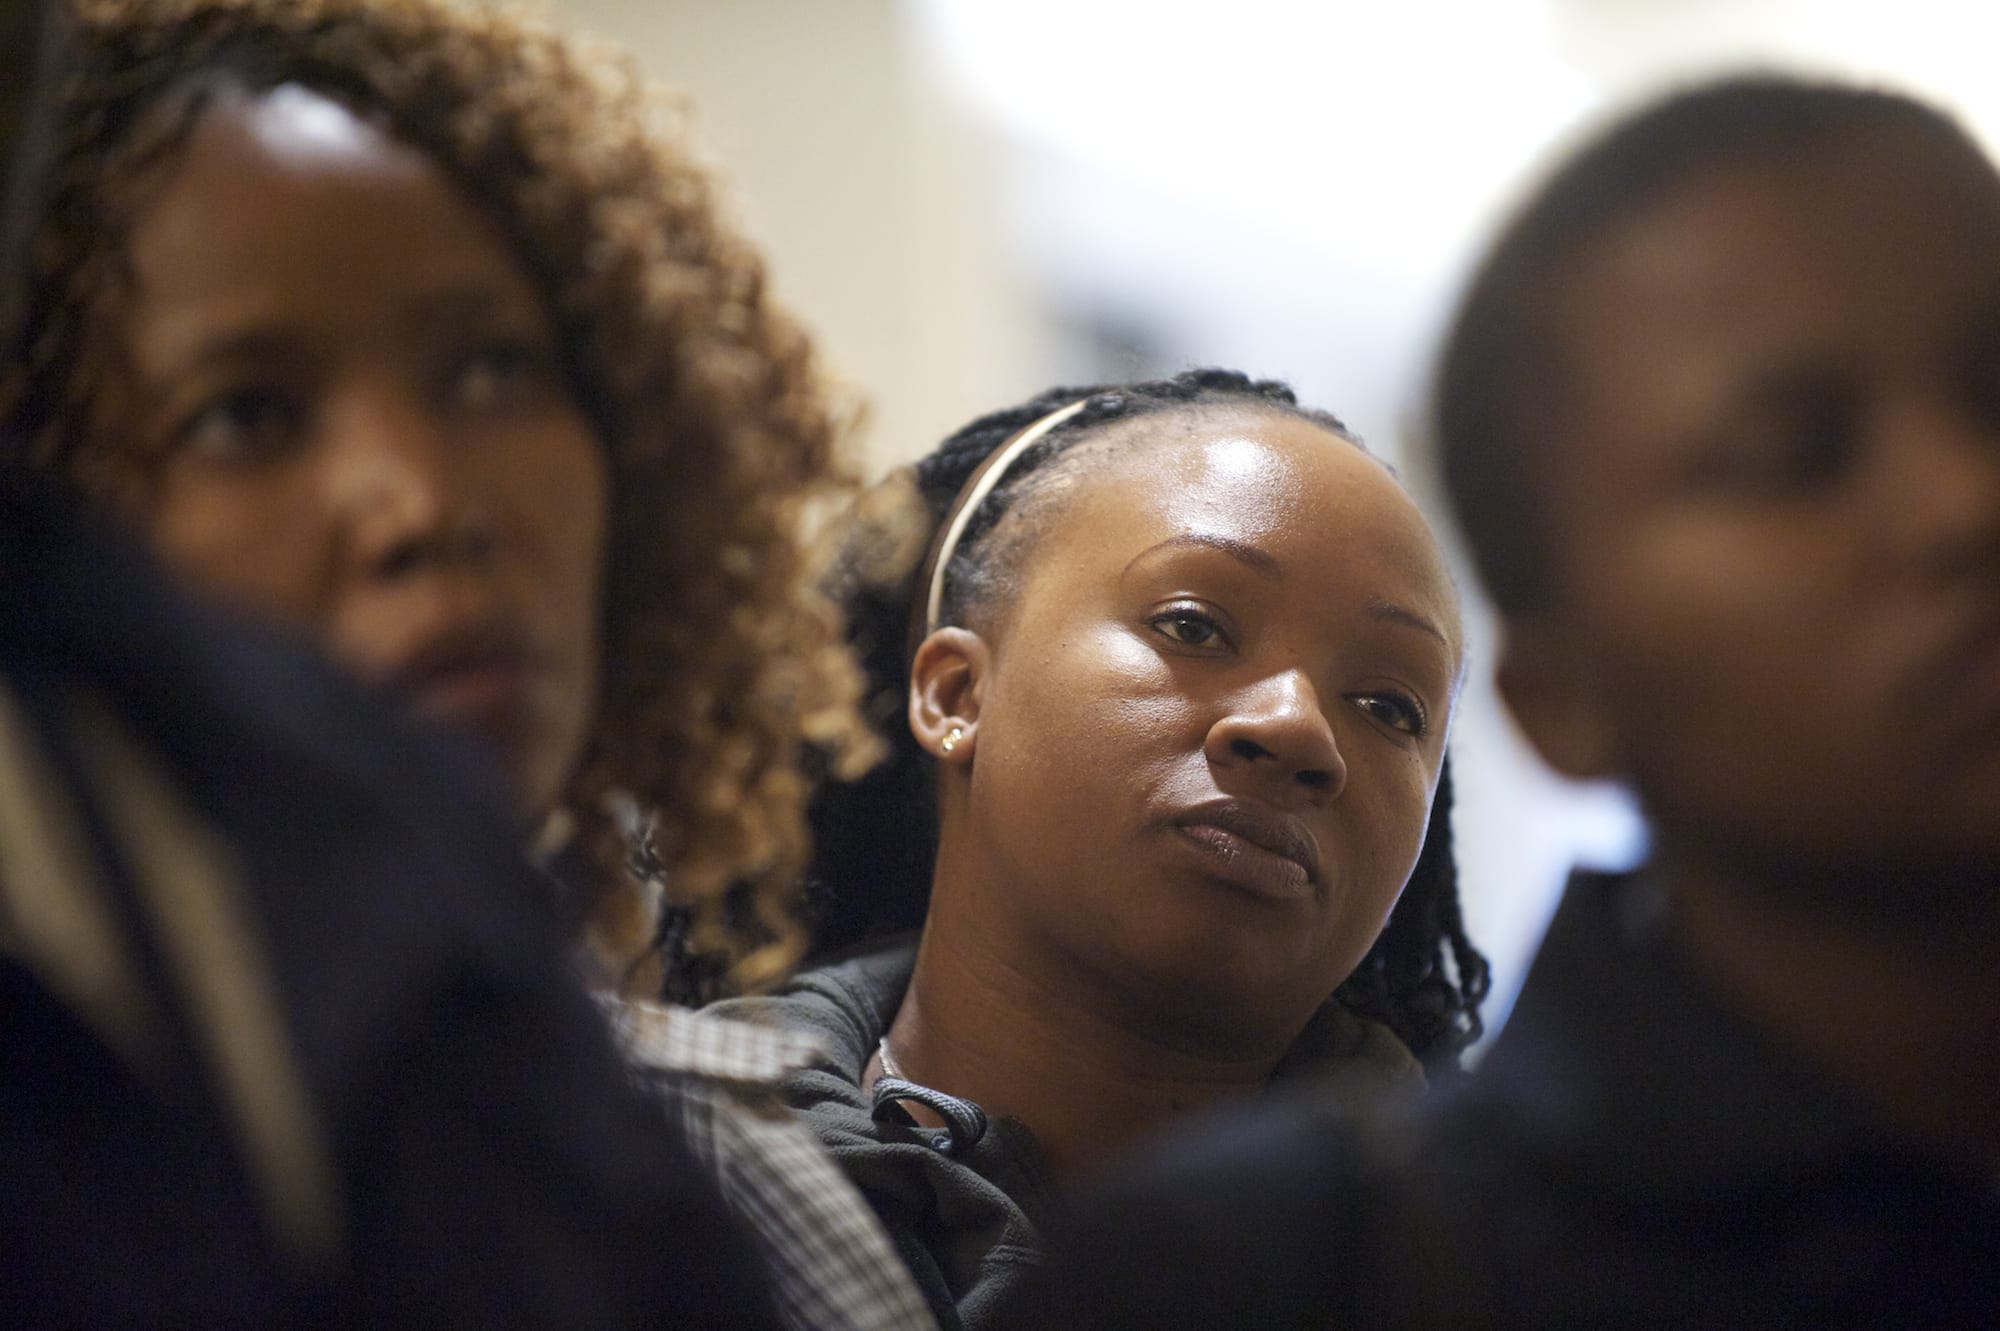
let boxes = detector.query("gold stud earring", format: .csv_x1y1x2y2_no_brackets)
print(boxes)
941,725,964,754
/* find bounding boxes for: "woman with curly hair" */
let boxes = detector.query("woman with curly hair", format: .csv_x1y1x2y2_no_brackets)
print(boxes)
3,2,930,1327
714,368,1490,1328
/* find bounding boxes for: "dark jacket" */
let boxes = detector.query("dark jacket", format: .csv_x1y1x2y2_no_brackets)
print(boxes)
1018,870,2000,1329
713,936,1424,1331
0,477,780,1329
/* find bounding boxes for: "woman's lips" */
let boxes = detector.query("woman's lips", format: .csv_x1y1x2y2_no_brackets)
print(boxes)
406,656,532,727
1172,799,1322,903
383,628,539,736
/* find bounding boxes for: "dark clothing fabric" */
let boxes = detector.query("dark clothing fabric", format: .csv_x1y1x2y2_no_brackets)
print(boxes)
1018,870,2000,1329
0,476,780,1329
714,941,1048,1331
714,936,1424,1331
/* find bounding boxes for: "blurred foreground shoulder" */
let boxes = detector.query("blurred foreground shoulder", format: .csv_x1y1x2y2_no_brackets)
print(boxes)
0,476,780,1328
1006,1093,1433,1331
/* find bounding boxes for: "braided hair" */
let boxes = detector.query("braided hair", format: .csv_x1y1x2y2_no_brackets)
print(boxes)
808,367,1490,1067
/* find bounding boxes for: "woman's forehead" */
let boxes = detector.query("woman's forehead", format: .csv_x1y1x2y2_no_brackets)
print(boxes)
223,83,417,176
156,81,426,190
1031,410,1456,623
1066,408,1403,535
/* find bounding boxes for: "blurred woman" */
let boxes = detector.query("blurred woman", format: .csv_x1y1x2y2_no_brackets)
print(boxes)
2,2,930,1326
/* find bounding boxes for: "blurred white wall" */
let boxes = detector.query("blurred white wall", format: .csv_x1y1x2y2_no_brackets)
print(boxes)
553,0,2000,1037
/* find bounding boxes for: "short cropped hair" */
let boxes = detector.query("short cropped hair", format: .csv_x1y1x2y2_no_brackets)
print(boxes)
1435,74,1998,615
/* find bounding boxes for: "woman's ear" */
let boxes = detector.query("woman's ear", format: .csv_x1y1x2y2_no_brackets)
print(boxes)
1496,620,1624,782
909,626,988,763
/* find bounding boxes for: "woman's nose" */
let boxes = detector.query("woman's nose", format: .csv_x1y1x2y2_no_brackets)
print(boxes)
325,391,493,579
1202,668,1347,807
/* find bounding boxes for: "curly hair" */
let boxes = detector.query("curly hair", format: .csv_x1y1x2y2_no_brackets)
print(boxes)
2,0,877,995
808,367,1490,1068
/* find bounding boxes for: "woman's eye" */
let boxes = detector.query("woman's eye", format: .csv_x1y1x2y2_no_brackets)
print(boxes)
448,339,556,412
1150,607,1225,648
177,387,307,463
1696,375,1865,498
1352,692,1427,737
1756,406,1862,492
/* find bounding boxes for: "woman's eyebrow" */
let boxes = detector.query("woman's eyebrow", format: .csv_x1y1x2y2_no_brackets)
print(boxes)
403,281,525,333
1123,531,1282,579
1124,533,1453,648
160,326,304,372
1368,597,1452,649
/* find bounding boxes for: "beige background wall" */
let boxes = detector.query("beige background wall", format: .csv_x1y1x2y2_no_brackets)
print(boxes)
559,0,1047,475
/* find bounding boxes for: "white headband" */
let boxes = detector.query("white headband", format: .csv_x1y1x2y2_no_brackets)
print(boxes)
918,398,1090,637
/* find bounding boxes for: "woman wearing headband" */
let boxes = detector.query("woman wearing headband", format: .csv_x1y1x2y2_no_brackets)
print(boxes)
710,368,1490,1328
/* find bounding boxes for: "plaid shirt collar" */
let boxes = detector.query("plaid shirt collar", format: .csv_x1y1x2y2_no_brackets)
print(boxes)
608,998,826,1086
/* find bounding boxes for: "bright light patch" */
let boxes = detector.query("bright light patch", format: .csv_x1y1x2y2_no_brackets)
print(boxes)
244,84,413,174
1200,436,1272,484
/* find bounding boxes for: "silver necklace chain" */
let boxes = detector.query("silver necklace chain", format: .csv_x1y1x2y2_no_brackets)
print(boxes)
876,1036,909,1082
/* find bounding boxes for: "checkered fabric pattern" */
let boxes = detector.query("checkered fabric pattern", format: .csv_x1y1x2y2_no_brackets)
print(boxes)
611,1000,938,1331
